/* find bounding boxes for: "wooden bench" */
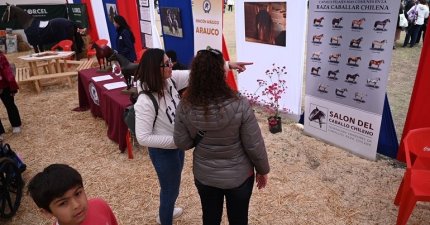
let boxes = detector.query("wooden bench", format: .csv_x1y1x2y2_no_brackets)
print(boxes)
15,58,95,93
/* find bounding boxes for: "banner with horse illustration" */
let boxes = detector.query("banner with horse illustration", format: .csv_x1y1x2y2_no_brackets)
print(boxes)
304,0,399,160
235,0,307,120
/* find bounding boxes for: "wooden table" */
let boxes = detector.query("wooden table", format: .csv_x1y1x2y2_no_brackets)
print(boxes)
17,51,77,93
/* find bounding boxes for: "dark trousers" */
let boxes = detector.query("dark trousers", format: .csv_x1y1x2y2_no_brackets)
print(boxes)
228,5,233,11
403,24,422,47
0,88,21,134
195,175,254,225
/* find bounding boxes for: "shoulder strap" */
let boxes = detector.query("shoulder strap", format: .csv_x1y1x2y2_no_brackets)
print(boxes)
139,91,159,128
170,78,177,90
194,130,206,147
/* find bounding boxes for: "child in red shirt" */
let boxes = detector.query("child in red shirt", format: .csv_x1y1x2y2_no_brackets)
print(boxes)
28,164,118,225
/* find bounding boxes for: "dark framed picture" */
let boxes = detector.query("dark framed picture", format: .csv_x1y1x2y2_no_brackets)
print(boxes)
160,7,183,38
244,2,287,47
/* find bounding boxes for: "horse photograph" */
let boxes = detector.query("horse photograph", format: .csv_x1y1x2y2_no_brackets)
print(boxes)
332,17,343,28
327,69,339,79
312,34,324,43
366,77,381,88
349,37,363,48
345,73,360,83
318,84,329,93
328,53,341,63
311,51,322,60
1,4,84,58
351,18,366,29
368,59,385,70
353,92,367,103
244,2,287,47
308,106,326,129
313,17,324,26
373,19,390,31
335,88,348,97
329,35,342,46
371,39,387,50
347,56,361,66
311,66,321,75
160,7,183,38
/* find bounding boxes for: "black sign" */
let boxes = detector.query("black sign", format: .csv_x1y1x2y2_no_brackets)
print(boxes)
0,4,88,30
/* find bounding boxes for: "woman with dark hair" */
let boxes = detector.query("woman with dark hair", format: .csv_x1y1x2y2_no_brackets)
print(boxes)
0,51,22,139
134,48,251,225
113,15,137,62
173,48,270,225
403,0,429,47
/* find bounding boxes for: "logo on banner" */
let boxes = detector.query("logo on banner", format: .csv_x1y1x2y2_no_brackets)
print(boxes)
309,104,327,131
89,82,100,106
203,0,211,13
24,9,48,15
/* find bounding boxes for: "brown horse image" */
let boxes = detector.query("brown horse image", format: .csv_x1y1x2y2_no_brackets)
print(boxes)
312,34,324,43
350,37,363,48
351,18,366,29
332,17,343,27
309,107,326,128
371,40,387,49
369,59,385,69
311,51,322,60
311,66,321,75
374,19,390,30
314,17,324,26
330,35,342,45
345,73,360,83
318,84,329,93
335,88,348,97
256,5,273,43
366,77,381,87
327,69,339,78
347,56,361,65
329,53,341,63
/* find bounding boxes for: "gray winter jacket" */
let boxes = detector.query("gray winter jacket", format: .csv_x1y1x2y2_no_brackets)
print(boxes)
174,96,270,189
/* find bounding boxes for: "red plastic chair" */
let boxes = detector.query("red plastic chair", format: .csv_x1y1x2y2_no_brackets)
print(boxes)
394,127,430,225
51,40,73,51
87,39,109,60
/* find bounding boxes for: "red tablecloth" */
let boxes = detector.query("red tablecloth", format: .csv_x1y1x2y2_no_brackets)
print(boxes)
78,68,131,152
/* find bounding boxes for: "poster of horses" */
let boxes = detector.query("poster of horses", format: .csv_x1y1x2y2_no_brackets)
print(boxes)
303,0,399,160
244,2,286,47
160,7,183,38
105,3,117,23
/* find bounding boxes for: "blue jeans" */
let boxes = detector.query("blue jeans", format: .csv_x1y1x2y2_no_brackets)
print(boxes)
148,148,184,225
195,175,255,225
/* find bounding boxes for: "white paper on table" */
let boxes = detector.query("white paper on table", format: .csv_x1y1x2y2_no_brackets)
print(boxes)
103,81,127,90
92,75,113,82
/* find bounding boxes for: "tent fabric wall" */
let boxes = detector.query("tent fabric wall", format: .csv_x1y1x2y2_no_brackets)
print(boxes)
397,23,430,162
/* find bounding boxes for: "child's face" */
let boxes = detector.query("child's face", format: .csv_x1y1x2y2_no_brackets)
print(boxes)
45,185,88,225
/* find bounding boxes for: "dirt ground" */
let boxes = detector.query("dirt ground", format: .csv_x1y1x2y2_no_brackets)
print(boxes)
1,11,427,225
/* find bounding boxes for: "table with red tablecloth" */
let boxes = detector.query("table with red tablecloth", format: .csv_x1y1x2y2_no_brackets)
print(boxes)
77,68,131,152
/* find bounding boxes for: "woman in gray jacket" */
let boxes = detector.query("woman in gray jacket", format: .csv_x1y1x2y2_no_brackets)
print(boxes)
173,48,270,225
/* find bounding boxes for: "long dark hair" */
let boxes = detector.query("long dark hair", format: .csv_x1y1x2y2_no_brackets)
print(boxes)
135,48,166,97
113,15,135,43
183,48,237,111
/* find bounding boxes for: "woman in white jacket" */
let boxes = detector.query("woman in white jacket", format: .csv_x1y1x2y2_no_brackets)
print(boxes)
403,0,429,47
134,48,251,225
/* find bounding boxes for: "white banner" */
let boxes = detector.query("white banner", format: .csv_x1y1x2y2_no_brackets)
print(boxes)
192,0,223,53
235,0,307,119
304,0,399,160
